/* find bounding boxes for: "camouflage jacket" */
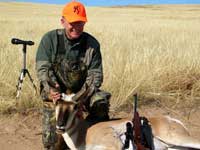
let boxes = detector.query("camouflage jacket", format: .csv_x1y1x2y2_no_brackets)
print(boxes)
36,29,103,97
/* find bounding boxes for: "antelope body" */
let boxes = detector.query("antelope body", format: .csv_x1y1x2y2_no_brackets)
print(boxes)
86,116,200,150
55,96,200,150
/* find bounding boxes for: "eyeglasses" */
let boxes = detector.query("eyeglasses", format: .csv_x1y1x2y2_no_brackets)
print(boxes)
70,21,85,28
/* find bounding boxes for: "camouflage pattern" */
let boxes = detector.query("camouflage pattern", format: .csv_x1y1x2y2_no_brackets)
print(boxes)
42,102,57,148
36,29,109,148
36,29,103,95
86,90,111,122
89,90,111,107
43,102,69,150
53,59,88,93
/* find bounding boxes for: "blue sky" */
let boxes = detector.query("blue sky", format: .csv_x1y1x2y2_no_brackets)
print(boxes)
2,0,200,6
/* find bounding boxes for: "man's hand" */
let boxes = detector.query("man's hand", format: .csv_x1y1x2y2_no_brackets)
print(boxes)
49,83,61,104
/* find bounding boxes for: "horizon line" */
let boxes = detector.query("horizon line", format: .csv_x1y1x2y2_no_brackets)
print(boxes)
1,0,200,6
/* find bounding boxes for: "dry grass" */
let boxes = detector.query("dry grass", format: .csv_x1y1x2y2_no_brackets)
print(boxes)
0,2,200,114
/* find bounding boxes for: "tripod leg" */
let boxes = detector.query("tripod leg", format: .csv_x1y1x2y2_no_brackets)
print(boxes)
25,69,37,94
16,70,25,98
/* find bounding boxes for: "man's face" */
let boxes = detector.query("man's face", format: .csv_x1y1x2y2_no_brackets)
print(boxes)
61,17,85,40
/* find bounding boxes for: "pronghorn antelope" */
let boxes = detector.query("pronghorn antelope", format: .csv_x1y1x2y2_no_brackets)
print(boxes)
55,94,200,150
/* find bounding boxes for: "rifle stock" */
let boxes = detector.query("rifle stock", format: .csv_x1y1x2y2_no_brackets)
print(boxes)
132,94,145,150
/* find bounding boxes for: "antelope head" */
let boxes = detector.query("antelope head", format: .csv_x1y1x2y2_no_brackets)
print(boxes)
55,93,78,134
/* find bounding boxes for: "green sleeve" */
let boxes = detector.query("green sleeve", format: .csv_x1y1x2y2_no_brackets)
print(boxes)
87,44,103,88
35,33,57,94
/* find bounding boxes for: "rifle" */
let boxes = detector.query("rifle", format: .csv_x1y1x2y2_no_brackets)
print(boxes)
132,94,145,150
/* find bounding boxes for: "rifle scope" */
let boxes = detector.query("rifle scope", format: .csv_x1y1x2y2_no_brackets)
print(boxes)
11,38,34,46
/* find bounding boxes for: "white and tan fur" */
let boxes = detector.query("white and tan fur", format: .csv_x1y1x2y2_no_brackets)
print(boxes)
55,97,200,150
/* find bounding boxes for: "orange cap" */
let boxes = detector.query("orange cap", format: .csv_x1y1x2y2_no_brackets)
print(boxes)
62,1,87,23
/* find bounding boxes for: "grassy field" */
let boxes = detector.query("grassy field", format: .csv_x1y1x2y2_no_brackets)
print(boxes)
0,2,200,114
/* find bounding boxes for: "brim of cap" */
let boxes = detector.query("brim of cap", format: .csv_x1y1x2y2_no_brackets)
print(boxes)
63,15,87,23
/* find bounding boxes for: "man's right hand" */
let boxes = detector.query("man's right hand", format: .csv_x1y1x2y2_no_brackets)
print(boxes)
49,83,61,103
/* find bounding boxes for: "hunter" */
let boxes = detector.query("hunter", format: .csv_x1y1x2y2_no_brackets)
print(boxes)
36,1,111,150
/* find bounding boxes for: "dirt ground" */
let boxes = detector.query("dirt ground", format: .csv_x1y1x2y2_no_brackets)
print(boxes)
0,106,200,150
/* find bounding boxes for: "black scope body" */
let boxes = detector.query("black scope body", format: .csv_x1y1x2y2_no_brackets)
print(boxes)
11,38,34,46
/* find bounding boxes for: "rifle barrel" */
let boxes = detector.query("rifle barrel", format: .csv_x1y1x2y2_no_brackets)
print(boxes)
134,94,138,113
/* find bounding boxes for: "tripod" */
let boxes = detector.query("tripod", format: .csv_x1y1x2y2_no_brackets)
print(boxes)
12,38,37,98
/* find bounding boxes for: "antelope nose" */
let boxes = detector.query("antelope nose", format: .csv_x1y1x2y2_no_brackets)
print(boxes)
57,117,66,127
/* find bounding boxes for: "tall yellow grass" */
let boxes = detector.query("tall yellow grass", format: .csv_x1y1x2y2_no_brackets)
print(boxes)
0,2,200,113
